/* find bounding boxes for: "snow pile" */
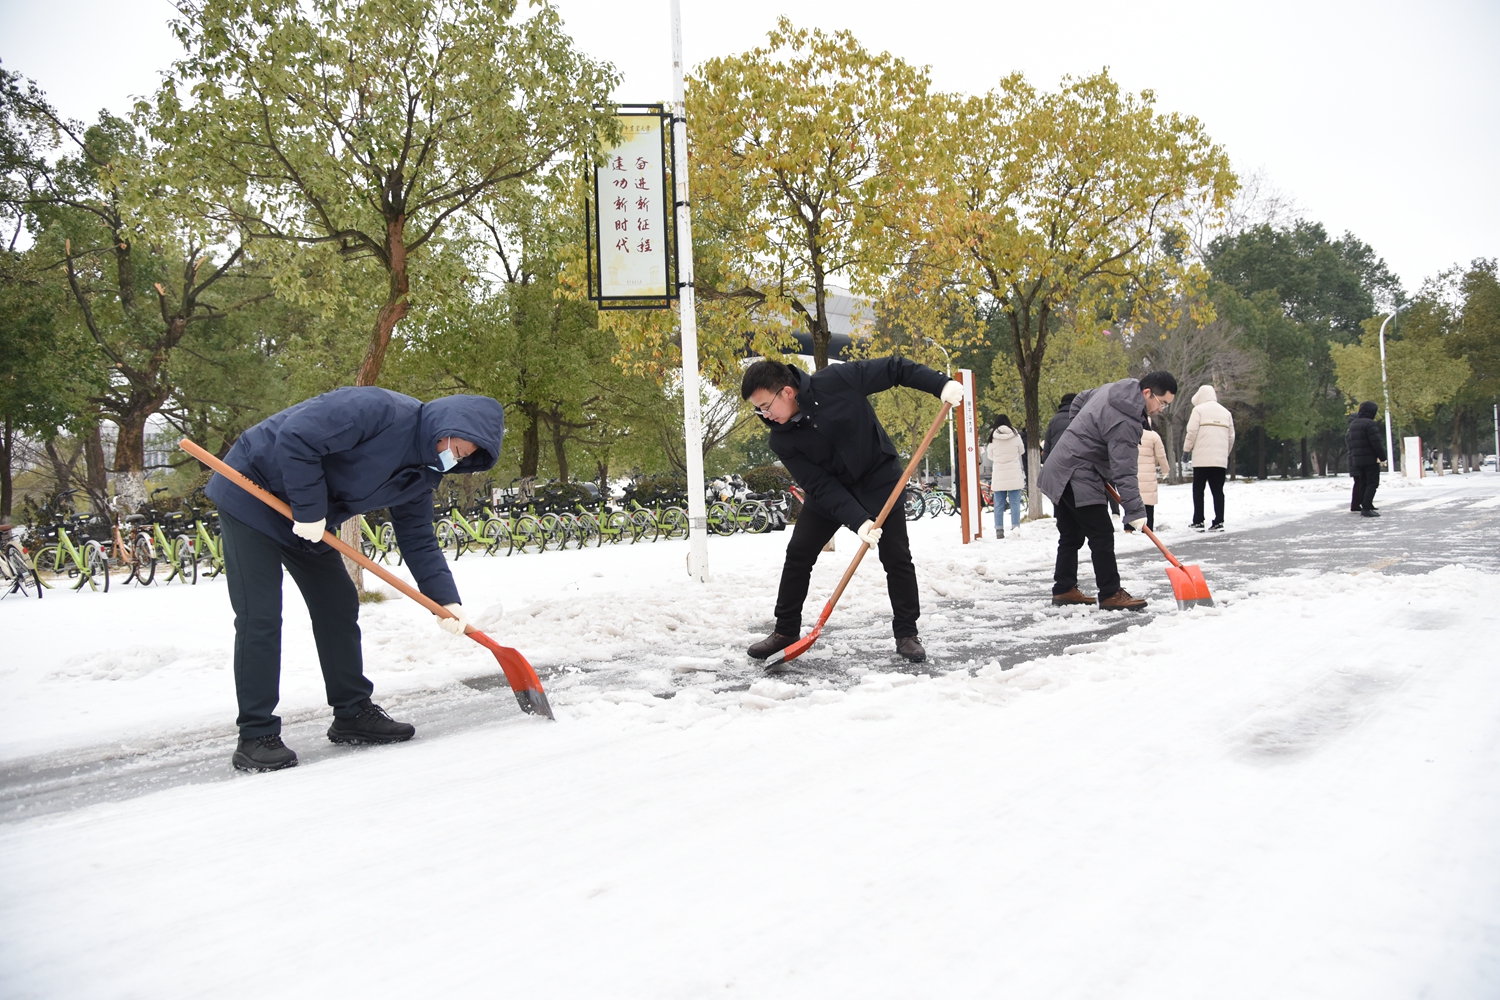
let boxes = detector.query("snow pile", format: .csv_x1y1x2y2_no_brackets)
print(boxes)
2,559,1497,997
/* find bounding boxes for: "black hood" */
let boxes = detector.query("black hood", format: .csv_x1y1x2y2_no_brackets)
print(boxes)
1357,401,1378,419
419,395,506,472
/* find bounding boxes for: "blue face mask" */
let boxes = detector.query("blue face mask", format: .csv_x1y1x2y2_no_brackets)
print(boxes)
432,447,458,473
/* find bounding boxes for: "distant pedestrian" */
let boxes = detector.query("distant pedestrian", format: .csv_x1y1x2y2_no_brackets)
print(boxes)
1040,393,1077,465
1346,400,1386,517
986,415,1025,537
1126,426,1172,533
1182,384,1235,531
1038,372,1177,610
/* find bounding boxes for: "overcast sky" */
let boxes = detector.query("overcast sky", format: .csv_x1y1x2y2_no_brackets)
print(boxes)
3,0,1496,292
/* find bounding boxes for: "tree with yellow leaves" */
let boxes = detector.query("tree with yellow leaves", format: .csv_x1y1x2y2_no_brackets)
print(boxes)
931,71,1235,514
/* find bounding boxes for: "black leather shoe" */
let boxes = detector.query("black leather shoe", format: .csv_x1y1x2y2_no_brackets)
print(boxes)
896,636,926,662
748,632,796,659
1361,509,1380,518
328,699,416,744
232,734,298,772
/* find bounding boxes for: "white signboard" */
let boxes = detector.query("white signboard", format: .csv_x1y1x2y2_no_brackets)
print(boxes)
593,111,671,302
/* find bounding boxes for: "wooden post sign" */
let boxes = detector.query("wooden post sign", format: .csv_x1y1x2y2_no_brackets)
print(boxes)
954,369,982,543
585,106,676,310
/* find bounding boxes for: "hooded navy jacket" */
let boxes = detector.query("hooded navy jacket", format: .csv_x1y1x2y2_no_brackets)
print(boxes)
205,388,505,607
762,357,948,532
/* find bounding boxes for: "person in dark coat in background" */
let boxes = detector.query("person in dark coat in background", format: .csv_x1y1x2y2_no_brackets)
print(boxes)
1346,400,1386,517
1040,393,1078,465
205,387,506,772
1038,372,1177,611
740,358,965,664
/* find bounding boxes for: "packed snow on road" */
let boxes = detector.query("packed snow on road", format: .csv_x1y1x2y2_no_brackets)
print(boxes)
3,474,1498,998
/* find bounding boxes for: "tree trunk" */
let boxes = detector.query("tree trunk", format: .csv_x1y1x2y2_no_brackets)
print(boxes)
519,404,541,477
1256,426,1266,480
1300,436,1310,478
549,406,570,483
355,218,409,388
1,415,13,520
1451,405,1464,475
83,421,109,506
112,414,150,512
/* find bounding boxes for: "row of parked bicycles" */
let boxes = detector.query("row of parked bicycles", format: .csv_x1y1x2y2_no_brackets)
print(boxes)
0,486,225,598
360,475,796,564
2,473,967,599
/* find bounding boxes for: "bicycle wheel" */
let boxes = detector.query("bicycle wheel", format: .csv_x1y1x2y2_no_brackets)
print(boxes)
601,510,629,544
4,542,40,598
940,491,959,516
34,543,61,584
480,517,510,556
899,487,924,520
926,491,947,518
514,515,544,554
132,535,156,586
360,526,379,562
435,518,458,556
176,536,198,585
741,500,772,534
378,522,403,565
660,507,689,540
536,514,565,551
83,540,111,592
629,509,658,543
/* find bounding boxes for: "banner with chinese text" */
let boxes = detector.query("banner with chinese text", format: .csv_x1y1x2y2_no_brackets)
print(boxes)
587,106,674,308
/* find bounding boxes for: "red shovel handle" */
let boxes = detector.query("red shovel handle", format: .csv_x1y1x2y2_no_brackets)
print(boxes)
1104,482,1185,570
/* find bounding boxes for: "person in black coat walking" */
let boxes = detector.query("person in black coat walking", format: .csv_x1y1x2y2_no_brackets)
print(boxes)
1346,400,1386,517
205,387,507,771
1040,394,1078,465
740,358,964,664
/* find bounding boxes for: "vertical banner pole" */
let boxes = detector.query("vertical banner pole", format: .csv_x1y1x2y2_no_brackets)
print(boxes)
969,380,983,539
670,0,709,582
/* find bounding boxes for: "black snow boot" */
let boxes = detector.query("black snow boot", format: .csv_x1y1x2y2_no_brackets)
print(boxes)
748,632,796,659
1361,508,1380,518
327,699,416,745
896,636,926,662
233,734,298,772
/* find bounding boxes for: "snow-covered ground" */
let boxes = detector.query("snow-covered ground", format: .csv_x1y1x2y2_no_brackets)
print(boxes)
2,472,1497,998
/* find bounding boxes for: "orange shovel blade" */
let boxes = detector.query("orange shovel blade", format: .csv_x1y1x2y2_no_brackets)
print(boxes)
1165,563,1214,610
465,628,555,719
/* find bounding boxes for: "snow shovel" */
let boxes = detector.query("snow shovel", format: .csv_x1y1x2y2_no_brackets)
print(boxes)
179,439,555,719
763,403,953,668
1105,483,1214,610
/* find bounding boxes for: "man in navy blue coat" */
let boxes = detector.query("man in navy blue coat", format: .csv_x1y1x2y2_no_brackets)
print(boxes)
205,387,505,772
740,358,965,664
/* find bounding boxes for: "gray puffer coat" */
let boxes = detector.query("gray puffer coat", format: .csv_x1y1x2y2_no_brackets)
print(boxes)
1037,378,1148,520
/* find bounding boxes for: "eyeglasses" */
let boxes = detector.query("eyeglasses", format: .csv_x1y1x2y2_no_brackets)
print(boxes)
752,391,782,418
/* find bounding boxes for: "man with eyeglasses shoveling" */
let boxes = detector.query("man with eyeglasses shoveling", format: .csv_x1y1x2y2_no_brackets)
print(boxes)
740,357,965,664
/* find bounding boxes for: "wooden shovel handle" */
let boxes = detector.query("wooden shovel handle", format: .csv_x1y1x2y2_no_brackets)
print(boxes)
1103,482,1185,570
179,438,462,626
823,402,953,612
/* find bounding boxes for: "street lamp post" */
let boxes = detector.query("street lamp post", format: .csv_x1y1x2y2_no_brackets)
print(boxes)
1377,312,1396,475
924,338,956,492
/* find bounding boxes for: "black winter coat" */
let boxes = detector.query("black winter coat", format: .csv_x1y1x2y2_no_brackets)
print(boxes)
1346,409,1386,468
1041,403,1073,465
205,387,505,607
764,358,949,531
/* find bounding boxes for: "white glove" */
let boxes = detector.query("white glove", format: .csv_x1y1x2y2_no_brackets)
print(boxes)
292,518,326,542
940,381,966,408
437,603,469,636
1128,518,1147,533
857,520,884,547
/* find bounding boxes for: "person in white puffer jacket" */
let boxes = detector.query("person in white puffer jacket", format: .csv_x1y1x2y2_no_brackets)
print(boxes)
986,416,1026,537
1182,384,1235,530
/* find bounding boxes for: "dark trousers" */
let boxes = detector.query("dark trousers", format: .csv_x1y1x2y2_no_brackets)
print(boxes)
220,511,372,738
1351,464,1380,511
1192,467,1226,525
774,501,919,638
1145,504,1155,530
1053,483,1120,599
